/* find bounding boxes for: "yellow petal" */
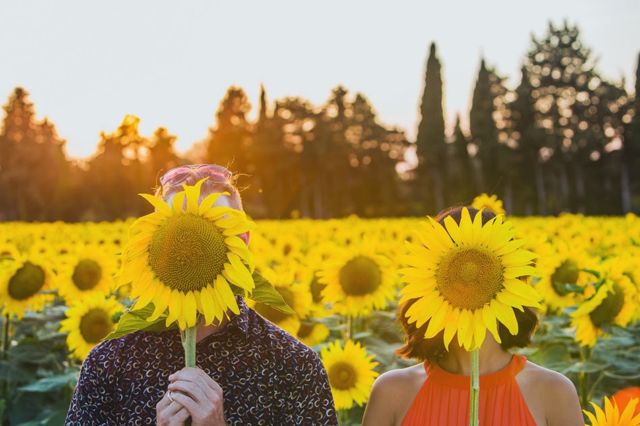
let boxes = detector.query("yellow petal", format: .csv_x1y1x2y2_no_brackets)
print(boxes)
491,300,519,335
139,193,172,216
183,177,208,214
482,305,501,344
183,291,197,328
424,301,448,338
171,191,186,212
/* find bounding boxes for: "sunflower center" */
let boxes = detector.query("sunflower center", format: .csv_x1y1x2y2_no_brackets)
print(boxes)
297,322,314,339
72,259,103,290
436,247,504,310
328,361,358,390
339,256,382,296
254,288,294,324
8,261,45,300
589,283,625,327
80,308,113,343
551,259,579,296
148,214,228,292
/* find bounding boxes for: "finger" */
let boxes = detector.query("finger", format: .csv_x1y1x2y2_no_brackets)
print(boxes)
167,380,208,403
170,391,200,416
156,390,173,412
170,368,219,399
159,400,185,420
167,407,190,426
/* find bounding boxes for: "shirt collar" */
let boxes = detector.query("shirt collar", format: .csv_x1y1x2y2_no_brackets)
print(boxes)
226,295,250,336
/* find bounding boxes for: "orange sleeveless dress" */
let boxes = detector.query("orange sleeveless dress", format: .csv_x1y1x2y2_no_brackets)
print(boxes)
401,354,537,426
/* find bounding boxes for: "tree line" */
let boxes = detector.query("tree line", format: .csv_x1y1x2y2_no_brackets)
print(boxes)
0,21,638,221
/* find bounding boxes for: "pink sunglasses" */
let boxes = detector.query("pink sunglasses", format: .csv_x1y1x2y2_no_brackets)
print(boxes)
159,164,232,188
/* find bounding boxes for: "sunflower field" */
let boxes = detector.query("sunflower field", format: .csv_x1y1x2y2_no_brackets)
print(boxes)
0,213,639,425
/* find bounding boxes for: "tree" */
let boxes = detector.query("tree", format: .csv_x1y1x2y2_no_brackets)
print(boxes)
445,114,472,206
148,127,181,185
524,20,603,213
250,85,296,218
415,42,446,213
508,66,546,214
205,87,252,174
626,53,640,211
470,58,501,193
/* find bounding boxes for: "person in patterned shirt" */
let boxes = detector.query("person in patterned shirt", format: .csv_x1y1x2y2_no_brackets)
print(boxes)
65,165,338,426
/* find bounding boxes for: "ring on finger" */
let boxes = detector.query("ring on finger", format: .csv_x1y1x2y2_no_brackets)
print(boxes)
167,390,174,403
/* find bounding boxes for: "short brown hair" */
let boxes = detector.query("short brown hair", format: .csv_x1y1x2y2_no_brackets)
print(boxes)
396,205,539,362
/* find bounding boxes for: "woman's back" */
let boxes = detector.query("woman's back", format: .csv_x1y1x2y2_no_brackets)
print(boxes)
362,354,583,426
401,354,535,426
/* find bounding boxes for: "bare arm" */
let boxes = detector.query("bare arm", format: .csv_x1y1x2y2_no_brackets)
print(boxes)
362,372,401,426
543,372,584,426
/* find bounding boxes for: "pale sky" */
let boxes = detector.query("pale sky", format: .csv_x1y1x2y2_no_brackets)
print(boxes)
1,0,638,159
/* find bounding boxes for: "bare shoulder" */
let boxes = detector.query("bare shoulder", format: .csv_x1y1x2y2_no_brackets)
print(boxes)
374,363,425,391
520,360,577,394
518,360,583,426
363,363,425,426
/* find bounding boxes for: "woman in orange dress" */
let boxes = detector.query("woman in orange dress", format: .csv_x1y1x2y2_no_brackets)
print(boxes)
362,206,584,426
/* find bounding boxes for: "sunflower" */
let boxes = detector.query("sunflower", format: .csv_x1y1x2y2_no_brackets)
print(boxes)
296,320,329,346
320,339,379,410
471,193,505,215
535,241,595,311
400,207,541,351
571,269,637,348
0,254,56,319
60,293,122,361
115,177,256,330
318,242,396,317
250,267,311,335
584,396,640,426
55,245,118,303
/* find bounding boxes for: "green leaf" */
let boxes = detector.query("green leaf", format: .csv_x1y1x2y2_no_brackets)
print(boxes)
104,303,173,341
18,371,78,393
246,271,295,315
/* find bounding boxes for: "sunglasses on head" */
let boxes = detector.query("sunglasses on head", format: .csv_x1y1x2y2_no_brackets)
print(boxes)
159,164,233,188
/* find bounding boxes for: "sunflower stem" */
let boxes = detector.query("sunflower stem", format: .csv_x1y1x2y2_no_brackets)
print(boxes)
2,314,9,360
469,349,479,426
181,326,197,368
578,346,591,409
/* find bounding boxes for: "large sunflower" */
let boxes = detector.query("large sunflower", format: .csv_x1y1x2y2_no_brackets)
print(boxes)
318,242,396,317
115,177,256,330
584,396,640,426
400,207,541,351
0,254,56,319
56,245,118,303
60,293,122,361
571,268,637,348
320,339,379,410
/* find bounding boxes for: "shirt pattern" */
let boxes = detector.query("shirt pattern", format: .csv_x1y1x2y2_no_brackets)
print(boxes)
65,297,338,425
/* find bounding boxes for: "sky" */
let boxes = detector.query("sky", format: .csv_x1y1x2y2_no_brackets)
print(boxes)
1,0,638,159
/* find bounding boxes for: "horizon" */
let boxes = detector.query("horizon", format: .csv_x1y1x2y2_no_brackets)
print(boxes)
1,0,638,160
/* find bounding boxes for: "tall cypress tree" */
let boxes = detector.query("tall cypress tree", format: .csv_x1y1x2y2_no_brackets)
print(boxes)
470,58,498,193
510,65,545,214
415,42,446,212
445,114,472,205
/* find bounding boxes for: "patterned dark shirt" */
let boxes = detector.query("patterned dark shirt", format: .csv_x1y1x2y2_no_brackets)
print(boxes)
65,297,338,425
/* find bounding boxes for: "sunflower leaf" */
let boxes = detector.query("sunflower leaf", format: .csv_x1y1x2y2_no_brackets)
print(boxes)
104,303,173,341
244,271,296,315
